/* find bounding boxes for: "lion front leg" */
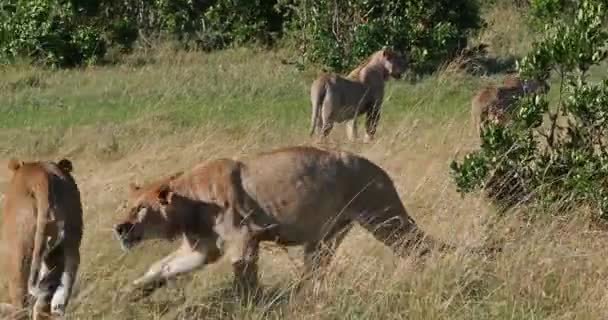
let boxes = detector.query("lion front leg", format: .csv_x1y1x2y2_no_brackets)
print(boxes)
132,247,207,290
131,251,179,288
231,241,260,296
364,101,382,143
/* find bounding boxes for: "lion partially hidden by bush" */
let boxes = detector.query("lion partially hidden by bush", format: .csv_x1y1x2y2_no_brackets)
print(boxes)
470,74,550,135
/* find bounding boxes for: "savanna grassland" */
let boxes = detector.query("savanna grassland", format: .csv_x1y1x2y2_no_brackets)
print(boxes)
2,2,608,320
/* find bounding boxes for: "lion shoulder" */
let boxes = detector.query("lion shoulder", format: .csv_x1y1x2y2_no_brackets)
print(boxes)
175,158,244,205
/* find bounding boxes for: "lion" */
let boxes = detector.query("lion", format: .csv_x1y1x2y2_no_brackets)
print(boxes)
1,158,83,320
112,145,500,297
309,48,408,142
471,74,550,135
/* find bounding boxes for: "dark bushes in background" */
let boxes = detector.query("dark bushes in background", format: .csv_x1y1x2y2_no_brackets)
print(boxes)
281,0,483,74
0,0,482,73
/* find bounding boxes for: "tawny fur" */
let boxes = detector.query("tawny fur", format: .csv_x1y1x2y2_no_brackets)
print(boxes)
309,48,408,142
471,74,549,135
113,146,452,296
1,158,83,320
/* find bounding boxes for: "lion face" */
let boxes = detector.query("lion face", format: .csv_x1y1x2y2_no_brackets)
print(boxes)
113,183,170,251
382,49,408,79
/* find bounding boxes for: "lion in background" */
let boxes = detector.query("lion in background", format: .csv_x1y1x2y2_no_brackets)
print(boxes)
309,48,408,142
113,146,466,297
471,73,550,135
1,158,83,320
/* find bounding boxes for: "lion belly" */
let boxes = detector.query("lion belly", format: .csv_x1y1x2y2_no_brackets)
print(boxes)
240,149,352,244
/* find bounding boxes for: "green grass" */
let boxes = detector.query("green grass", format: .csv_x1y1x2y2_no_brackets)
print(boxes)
0,47,481,133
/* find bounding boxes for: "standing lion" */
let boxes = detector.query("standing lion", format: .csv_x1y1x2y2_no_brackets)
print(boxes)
1,158,83,320
309,48,408,142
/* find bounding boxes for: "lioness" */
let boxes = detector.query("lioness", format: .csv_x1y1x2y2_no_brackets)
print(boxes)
471,74,550,135
1,158,83,320
309,48,408,142
113,146,452,295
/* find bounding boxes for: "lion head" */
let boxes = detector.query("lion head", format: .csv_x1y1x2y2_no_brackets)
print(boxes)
380,48,408,79
503,74,550,95
522,78,550,95
113,173,224,257
113,182,173,251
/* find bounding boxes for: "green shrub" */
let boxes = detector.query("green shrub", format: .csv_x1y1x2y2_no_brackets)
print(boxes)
202,0,288,50
0,0,291,66
0,0,106,67
280,0,482,74
451,0,608,218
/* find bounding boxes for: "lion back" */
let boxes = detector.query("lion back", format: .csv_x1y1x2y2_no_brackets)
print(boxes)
335,150,406,212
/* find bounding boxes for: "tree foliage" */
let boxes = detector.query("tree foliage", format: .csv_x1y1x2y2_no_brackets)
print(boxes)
0,0,288,66
451,0,608,218
1,0,483,71
281,0,482,73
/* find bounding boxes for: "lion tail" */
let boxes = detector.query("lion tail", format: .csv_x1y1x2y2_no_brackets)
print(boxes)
28,177,52,298
310,79,327,137
413,226,502,258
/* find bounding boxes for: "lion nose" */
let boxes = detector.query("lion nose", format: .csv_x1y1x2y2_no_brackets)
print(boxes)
114,222,133,236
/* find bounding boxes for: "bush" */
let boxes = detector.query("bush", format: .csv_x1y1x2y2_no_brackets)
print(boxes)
281,0,482,74
0,0,106,67
0,0,290,66
450,0,608,218
202,0,288,50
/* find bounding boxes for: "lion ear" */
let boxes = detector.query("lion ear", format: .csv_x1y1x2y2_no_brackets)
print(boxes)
382,49,394,59
129,182,141,193
57,159,73,173
157,184,172,206
169,171,184,180
8,158,23,172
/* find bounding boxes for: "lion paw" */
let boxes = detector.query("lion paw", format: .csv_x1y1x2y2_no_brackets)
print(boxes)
51,304,65,317
28,285,44,298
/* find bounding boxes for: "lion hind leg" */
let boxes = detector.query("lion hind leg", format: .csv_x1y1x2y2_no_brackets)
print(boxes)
320,97,336,139
50,250,79,316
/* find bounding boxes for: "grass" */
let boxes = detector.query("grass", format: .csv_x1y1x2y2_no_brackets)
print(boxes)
2,5,608,320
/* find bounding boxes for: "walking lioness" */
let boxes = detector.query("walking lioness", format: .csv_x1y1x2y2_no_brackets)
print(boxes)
1,158,83,320
309,48,407,142
113,146,452,296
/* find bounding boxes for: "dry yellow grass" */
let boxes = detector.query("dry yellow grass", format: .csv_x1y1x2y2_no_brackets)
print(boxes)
2,114,608,319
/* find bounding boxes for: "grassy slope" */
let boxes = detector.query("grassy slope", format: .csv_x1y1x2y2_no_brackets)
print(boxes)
2,4,608,320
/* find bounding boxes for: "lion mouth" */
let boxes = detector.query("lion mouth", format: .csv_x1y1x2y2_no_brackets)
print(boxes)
113,229,137,252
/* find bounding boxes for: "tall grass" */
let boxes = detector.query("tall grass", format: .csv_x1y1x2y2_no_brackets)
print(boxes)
1,4,608,320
